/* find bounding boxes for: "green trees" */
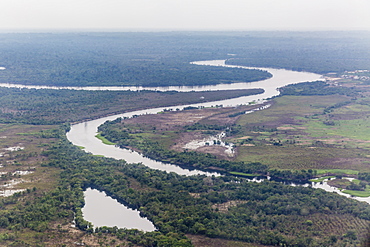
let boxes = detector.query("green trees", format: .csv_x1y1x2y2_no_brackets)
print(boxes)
1,32,370,87
279,81,359,97
0,87,263,125
98,119,317,182
0,186,79,233
359,172,370,182
0,33,272,87
35,133,370,246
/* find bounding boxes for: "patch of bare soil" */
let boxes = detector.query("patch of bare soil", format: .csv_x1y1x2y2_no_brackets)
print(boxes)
172,131,206,152
189,192,201,198
238,136,251,139
211,200,247,213
173,131,235,159
277,126,295,130
197,145,233,159
0,108,23,114
124,105,267,158
123,108,223,131
201,103,272,126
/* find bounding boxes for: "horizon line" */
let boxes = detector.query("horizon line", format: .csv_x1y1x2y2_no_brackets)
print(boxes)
0,28,370,33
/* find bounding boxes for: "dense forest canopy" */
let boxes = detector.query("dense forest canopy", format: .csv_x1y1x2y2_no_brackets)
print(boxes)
1,31,370,246
0,87,263,124
226,32,370,73
0,32,272,86
0,31,369,87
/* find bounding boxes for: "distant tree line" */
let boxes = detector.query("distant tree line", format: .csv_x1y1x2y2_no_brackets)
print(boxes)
279,81,359,97
0,87,263,125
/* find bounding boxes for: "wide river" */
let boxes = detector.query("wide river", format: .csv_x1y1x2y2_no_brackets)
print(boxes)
66,61,370,204
66,60,323,175
4,60,370,229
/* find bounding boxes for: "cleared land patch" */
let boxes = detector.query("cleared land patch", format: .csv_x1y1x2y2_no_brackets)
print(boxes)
108,104,271,160
0,124,61,195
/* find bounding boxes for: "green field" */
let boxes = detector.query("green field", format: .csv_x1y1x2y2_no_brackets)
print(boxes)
343,189,370,197
234,94,370,172
95,133,116,145
316,169,359,175
304,118,370,144
310,176,335,182
325,178,370,197
228,171,261,177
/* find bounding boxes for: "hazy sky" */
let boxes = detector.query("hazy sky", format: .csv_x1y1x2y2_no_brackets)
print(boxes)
1,0,369,31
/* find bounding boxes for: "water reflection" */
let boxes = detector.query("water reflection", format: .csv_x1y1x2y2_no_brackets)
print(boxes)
82,188,156,231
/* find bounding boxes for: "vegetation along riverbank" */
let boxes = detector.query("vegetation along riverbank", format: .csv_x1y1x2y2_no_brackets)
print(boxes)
1,31,370,246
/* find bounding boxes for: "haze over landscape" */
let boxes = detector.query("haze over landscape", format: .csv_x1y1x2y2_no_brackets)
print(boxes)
1,0,370,247
0,0,369,31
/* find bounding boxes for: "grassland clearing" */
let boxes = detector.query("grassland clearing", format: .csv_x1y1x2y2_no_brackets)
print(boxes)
316,169,359,175
110,84,370,174
233,92,370,172
342,190,370,197
310,176,335,182
115,103,271,159
95,133,115,145
228,171,260,177
0,124,60,195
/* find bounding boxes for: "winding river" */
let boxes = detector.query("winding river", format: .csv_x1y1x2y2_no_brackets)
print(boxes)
4,59,370,229
66,60,323,175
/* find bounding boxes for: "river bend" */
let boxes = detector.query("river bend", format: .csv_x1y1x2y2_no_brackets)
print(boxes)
3,59,370,229
66,60,323,175
66,60,370,204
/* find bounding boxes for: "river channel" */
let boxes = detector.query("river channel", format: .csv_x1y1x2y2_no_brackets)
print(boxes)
66,60,323,175
4,59,369,230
